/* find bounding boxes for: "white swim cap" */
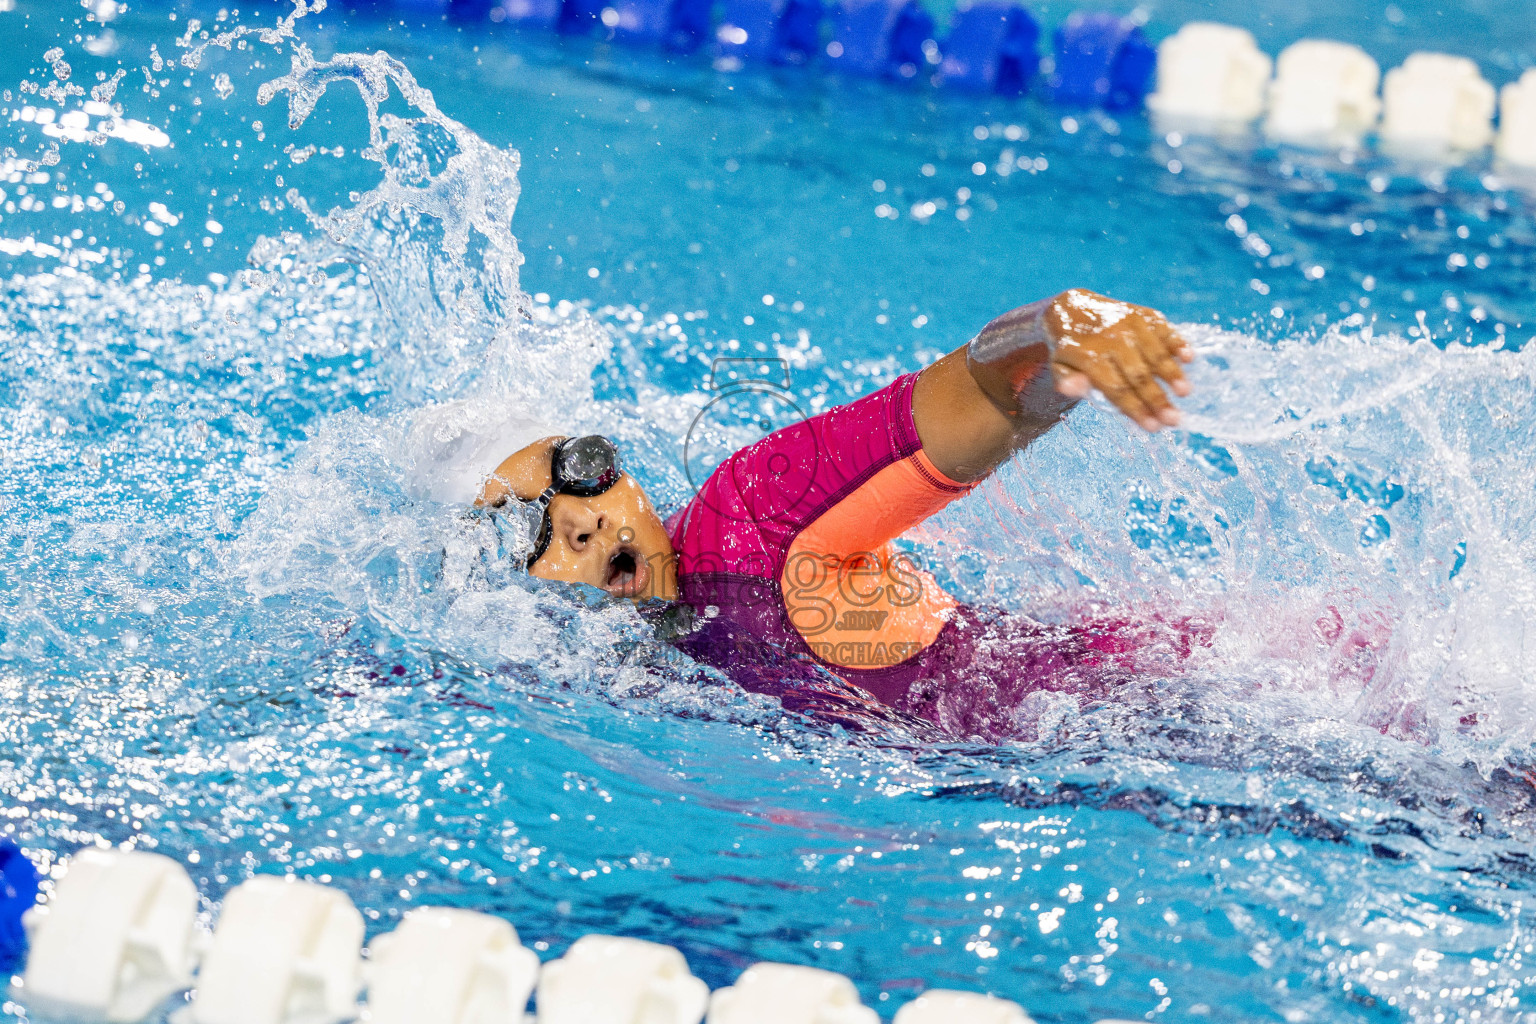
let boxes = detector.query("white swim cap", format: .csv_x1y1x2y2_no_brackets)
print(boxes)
404,398,564,506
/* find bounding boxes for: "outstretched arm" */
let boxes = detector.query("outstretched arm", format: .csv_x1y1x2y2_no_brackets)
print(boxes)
911,289,1194,483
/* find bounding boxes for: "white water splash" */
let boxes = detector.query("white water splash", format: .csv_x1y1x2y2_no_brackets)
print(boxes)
928,325,1536,767
254,46,529,352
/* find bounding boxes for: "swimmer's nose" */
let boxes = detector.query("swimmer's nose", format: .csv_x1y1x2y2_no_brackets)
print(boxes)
552,498,607,553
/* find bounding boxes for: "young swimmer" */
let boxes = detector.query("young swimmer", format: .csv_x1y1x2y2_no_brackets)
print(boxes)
476,289,1199,736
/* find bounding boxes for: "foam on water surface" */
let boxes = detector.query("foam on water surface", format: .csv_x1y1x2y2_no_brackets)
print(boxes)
2,2,1536,1021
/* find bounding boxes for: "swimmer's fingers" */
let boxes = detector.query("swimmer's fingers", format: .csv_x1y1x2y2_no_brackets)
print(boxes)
1112,341,1181,429
1141,328,1192,398
1123,308,1192,399
1143,308,1196,365
1053,345,1171,431
1148,350,1192,400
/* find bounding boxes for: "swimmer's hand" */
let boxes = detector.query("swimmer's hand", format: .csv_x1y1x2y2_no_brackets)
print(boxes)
913,290,1194,483
968,288,1194,433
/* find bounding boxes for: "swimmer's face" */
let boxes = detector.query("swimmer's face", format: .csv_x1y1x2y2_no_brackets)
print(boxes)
478,437,678,601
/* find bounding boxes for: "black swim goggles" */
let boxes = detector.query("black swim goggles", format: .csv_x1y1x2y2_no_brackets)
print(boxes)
516,434,624,571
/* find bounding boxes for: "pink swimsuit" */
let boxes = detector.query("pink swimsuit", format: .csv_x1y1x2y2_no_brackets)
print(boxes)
667,374,1205,739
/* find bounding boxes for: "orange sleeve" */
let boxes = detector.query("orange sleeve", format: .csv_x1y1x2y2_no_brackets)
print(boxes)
779,450,977,670
793,449,976,557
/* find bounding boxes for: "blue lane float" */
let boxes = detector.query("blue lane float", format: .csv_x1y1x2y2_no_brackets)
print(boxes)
938,1,1040,94
777,0,827,64
617,0,713,51
304,0,1527,156
0,839,39,973
717,0,825,64
555,0,604,34
827,0,937,77
1048,10,1157,110
497,0,564,28
451,0,1162,111
558,0,711,48
886,0,939,76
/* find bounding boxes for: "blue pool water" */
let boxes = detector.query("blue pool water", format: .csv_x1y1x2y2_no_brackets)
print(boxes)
3,0,1536,1020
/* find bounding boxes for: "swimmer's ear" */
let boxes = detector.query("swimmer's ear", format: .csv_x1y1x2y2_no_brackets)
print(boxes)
478,437,563,507
475,473,509,508
477,467,521,508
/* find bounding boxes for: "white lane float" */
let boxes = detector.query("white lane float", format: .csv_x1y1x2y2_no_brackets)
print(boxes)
707,962,878,1024
20,848,199,1024
536,934,709,1024
1265,39,1381,144
1497,69,1536,167
188,876,364,1024
1380,51,1495,152
893,989,1034,1023
4,845,1168,1024
363,907,541,1024
1147,22,1272,124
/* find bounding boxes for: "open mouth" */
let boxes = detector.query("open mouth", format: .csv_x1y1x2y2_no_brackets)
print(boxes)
602,544,650,598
